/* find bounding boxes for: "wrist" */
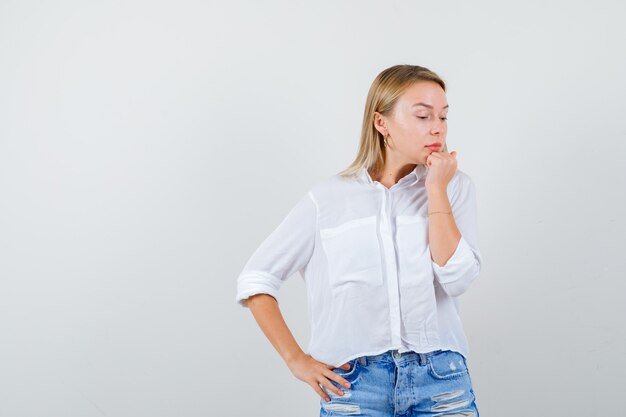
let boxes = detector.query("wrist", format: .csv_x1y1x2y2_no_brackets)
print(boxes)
284,349,306,366
426,185,447,196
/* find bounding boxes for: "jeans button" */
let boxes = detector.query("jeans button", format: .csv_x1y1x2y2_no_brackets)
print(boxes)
393,350,401,358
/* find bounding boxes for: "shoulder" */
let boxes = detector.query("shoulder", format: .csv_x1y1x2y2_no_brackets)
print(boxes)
306,172,360,201
452,169,475,189
448,169,477,204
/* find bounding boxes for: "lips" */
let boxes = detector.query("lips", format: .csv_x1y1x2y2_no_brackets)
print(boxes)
426,143,442,150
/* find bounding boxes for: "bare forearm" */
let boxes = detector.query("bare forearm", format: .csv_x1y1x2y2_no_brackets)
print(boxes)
427,187,461,266
247,293,305,366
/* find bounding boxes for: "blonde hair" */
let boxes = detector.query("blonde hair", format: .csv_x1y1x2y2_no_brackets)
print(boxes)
337,64,448,179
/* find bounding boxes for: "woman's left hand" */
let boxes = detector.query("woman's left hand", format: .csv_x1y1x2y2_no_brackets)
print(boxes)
424,149,458,192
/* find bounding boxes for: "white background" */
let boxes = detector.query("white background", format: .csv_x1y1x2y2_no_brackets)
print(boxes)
1,0,624,416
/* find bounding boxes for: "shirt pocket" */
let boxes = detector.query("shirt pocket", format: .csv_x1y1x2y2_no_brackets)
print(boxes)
395,214,433,289
320,215,383,292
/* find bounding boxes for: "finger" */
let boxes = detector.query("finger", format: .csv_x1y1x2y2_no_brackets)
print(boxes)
335,375,352,389
320,376,344,397
427,153,441,164
324,369,352,389
313,382,331,402
326,363,348,372
431,152,455,162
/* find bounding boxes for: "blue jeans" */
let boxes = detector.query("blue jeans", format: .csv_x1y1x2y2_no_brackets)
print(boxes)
320,349,480,417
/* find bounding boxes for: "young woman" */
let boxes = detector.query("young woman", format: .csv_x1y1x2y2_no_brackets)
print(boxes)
236,64,483,417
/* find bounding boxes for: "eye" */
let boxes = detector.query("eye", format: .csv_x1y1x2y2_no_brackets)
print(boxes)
417,116,448,121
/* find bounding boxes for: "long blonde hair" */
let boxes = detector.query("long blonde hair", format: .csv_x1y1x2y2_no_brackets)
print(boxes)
338,65,447,178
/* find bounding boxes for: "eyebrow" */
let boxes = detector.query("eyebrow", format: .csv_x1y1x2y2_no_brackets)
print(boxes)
412,103,449,109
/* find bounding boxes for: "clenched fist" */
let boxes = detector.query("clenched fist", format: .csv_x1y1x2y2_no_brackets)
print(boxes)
425,148,457,192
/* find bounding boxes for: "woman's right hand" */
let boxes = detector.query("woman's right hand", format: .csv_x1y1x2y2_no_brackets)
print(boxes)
286,352,352,402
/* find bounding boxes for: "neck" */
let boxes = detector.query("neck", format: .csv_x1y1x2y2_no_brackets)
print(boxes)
369,163,416,188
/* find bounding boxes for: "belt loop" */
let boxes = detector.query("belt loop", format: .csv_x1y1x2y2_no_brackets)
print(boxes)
418,352,427,365
359,356,367,366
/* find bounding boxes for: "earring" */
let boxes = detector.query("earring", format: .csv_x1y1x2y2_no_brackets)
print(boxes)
384,133,389,148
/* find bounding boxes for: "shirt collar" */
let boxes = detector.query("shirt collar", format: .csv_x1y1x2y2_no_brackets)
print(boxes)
358,164,428,187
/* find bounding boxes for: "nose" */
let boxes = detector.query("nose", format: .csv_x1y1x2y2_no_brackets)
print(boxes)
431,120,446,135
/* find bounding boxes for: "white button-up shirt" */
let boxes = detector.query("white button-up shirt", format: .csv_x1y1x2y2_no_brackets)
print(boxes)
236,164,483,367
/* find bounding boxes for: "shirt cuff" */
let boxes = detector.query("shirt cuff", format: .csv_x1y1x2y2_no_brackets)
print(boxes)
431,235,476,285
235,270,283,308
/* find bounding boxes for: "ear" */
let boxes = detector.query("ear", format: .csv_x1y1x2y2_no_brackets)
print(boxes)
372,111,387,136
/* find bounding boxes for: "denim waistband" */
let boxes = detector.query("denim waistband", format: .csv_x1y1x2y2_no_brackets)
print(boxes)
358,349,443,367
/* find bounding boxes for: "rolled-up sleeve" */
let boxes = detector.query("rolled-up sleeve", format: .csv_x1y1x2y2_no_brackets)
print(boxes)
431,174,483,297
235,191,317,308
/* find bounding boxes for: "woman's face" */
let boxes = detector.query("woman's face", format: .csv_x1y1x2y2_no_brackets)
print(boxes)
374,81,448,165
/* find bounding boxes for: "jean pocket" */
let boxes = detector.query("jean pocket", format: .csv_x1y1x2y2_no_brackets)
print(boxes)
427,350,469,380
320,216,383,292
332,358,361,382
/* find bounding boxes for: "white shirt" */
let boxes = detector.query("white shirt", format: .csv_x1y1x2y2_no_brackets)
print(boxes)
235,164,483,367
